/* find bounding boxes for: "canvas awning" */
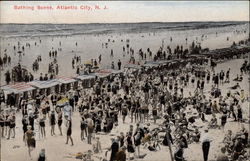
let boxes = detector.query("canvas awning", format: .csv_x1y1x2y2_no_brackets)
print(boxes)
1,82,35,94
90,72,111,78
75,74,96,80
124,63,142,69
90,69,115,78
56,76,77,84
109,69,124,74
1,86,16,95
28,79,60,89
143,61,160,67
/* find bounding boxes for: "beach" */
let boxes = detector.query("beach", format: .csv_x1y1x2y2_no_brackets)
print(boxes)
0,22,249,85
0,57,249,161
0,22,250,161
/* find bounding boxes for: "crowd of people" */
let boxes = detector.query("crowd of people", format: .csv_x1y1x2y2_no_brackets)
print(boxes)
0,53,11,70
0,31,250,161
0,45,249,161
32,55,42,72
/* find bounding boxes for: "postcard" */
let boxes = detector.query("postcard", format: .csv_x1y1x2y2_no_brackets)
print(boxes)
0,1,249,161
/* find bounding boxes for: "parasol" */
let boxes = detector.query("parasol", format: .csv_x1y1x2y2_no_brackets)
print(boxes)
84,61,92,65
57,97,69,106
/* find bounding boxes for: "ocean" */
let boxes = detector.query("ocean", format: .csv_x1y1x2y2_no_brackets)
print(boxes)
0,21,248,38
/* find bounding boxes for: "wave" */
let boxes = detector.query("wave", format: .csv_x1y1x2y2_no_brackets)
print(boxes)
0,21,248,38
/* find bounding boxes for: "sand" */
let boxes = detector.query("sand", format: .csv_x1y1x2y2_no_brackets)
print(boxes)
0,23,249,161
0,57,249,161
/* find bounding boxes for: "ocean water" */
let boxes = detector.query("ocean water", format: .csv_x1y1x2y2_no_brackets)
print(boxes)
0,21,248,38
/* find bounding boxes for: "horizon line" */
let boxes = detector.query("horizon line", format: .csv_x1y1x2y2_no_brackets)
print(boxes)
1,20,249,25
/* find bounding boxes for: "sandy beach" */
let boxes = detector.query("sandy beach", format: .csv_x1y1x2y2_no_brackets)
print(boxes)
0,56,249,161
0,21,249,161
1,1,250,161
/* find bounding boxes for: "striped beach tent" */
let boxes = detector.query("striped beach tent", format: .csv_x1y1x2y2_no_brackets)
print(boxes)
124,63,142,69
1,82,35,94
142,61,161,68
56,76,77,84
109,69,124,74
75,74,95,81
28,79,59,89
1,85,16,95
74,74,95,88
90,69,113,78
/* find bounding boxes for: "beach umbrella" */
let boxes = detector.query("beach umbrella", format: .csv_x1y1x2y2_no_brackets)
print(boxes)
84,61,92,65
57,97,69,106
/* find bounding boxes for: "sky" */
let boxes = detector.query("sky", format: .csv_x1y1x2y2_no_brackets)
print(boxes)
0,1,249,24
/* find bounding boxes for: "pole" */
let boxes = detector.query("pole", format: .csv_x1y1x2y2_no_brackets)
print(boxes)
166,128,174,161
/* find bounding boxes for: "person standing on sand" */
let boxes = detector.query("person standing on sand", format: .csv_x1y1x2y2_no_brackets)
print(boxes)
5,70,11,85
225,68,230,83
220,107,228,131
80,116,87,140
152,106,157,124
56,108,63,135
50,111,56,136
39,114,46,138
25,125,36,157
111,62,115,69
109,138,119,161
111,49,114,57
66,120,74,146
39,73,43,81
201,129,212,161
86,116,94,144
121,105,128,123
94,59,98,67
99,54,102,64
0,114,5,138
54,64,58,75
72,58,75,69
118,59,122,70
7,112,15,139
214,74,219,88
126,132,135,160
22,115,28,141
